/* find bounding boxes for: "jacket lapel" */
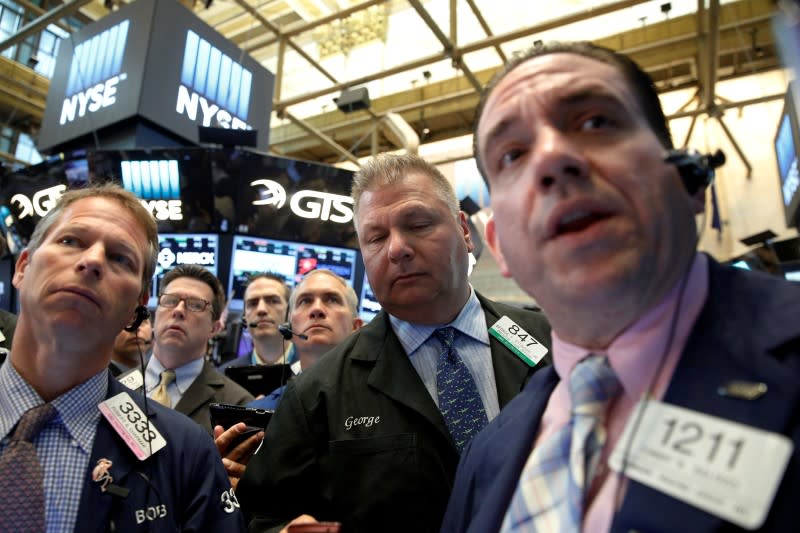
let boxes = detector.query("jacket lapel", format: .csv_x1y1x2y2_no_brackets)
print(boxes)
174,361,221,418
355,311,453,444
614,260,800,531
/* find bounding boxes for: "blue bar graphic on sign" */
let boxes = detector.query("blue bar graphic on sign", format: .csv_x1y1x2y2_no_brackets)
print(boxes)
121,160,180,200
180,30,252,120
65,20,130,96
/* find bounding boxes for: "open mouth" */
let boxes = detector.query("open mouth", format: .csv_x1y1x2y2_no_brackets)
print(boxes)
555,210,613,236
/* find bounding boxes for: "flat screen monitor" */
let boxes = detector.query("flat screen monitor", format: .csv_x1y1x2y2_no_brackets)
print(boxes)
782,260,800,282
150,233,219,307
227,234,359,312
358,273,381,323
775,87,800,227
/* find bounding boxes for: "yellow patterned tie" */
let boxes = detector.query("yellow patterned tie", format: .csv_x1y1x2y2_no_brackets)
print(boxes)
151,370,176,407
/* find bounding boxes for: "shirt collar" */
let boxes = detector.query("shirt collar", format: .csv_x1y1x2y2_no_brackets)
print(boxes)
552,253,709,401
389,287,489,357
0,361,107,454
146,355,204,394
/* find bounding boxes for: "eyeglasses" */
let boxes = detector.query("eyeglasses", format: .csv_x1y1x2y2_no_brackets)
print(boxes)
158,293,210,313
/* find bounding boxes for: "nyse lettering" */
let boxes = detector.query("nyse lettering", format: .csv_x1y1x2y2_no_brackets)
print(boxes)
175,85,249,129
290,191,354,223
141,199,183,221
60,75,123,125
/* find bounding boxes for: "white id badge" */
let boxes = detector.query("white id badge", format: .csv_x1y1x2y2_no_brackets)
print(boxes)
117,369,144,391
609,399,792,530
99,392,167,460
489,316,548,367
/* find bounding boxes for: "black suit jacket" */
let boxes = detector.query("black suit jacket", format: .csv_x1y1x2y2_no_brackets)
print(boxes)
237,292,551,533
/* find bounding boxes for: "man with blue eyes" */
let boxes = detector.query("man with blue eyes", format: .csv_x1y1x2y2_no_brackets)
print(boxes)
1,185,245,531
236,153,552,533
442,41,800,532
143,264,253,435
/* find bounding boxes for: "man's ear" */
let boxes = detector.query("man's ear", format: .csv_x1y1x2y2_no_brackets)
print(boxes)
485,217,512,278
458,211,474,254
12,249,30,289
351,317,365,331
689,186,707,216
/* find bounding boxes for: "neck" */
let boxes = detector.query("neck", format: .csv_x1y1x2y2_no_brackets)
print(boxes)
253,335,286,364
151,345,202,370
296,345,330,371
10,316,111,401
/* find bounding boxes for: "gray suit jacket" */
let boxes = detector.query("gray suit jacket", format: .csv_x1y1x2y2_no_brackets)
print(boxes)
175,360,254,434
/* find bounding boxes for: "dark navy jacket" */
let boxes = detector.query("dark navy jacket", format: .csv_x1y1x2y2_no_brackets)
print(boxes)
442,261,800,533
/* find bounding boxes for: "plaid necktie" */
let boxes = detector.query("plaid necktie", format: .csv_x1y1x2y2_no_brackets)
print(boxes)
0,403,58,532
501,354,621,532
151,369,176,407
435,327,488,453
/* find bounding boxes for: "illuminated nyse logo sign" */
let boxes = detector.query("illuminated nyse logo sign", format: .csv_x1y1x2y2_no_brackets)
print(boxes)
176,31,252,130
250,181,353,223
60,20,130,125
10,185,66,219
121,160,183,221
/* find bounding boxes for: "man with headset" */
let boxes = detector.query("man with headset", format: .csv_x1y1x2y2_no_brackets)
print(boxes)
220,273,294,369
441,41,800,532
0,184,244,531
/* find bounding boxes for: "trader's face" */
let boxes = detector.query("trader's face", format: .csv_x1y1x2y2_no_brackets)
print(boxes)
13,197,149,349
290,273,362,354
356,173,473,325
113,317,153,362
479,53,702,324
154,277,219,365
243,278,288,341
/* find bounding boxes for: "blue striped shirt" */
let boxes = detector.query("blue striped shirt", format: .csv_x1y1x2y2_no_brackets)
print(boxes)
389,288,500,421
0,362,107,533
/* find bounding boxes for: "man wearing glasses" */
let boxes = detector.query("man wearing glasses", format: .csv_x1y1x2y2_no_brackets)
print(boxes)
145,264,253,434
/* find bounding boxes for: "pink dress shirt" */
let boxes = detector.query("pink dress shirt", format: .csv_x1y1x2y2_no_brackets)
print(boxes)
534,253,710,532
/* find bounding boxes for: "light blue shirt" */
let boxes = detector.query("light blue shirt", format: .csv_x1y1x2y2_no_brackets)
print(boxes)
145,355,204,408
0,361,107,533
389,288,501,421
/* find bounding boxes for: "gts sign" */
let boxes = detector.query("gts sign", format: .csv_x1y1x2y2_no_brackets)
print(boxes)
250,179,354,223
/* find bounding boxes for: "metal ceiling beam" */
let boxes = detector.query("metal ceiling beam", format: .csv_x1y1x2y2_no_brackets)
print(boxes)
464,0,506,63
275,0,651,111
15,0,75,35
406,0,481,92
245,0,384,51
703,0,721,109
232,0,338,84
280,109,360,165
0,0,95,54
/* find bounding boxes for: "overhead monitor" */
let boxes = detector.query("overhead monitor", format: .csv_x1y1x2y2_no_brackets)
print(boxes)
226,234,359,312
358,273,381,323
775,85,800,227
151,233,219,307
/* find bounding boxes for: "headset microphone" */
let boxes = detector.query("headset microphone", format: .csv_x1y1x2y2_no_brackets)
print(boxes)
663,148,726,195
278,323,308,340
124,306,150,333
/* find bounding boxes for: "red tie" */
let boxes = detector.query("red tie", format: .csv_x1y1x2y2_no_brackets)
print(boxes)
0,403,57,532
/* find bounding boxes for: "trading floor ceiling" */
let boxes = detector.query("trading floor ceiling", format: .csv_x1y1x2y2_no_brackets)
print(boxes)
0,0,783,165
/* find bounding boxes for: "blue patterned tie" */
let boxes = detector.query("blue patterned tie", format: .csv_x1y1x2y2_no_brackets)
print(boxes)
0,403,57,532
435,327,488,453
500,354,621,532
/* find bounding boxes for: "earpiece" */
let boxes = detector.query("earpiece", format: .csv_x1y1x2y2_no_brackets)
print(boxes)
278,322,308,340
664,148,726,195
124,306,150,333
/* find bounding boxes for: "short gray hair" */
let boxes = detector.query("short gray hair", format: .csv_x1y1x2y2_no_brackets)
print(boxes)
351,153,459,231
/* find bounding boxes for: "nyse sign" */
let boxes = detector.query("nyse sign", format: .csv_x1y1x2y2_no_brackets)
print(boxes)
141,200,183,221
250,181,353,224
